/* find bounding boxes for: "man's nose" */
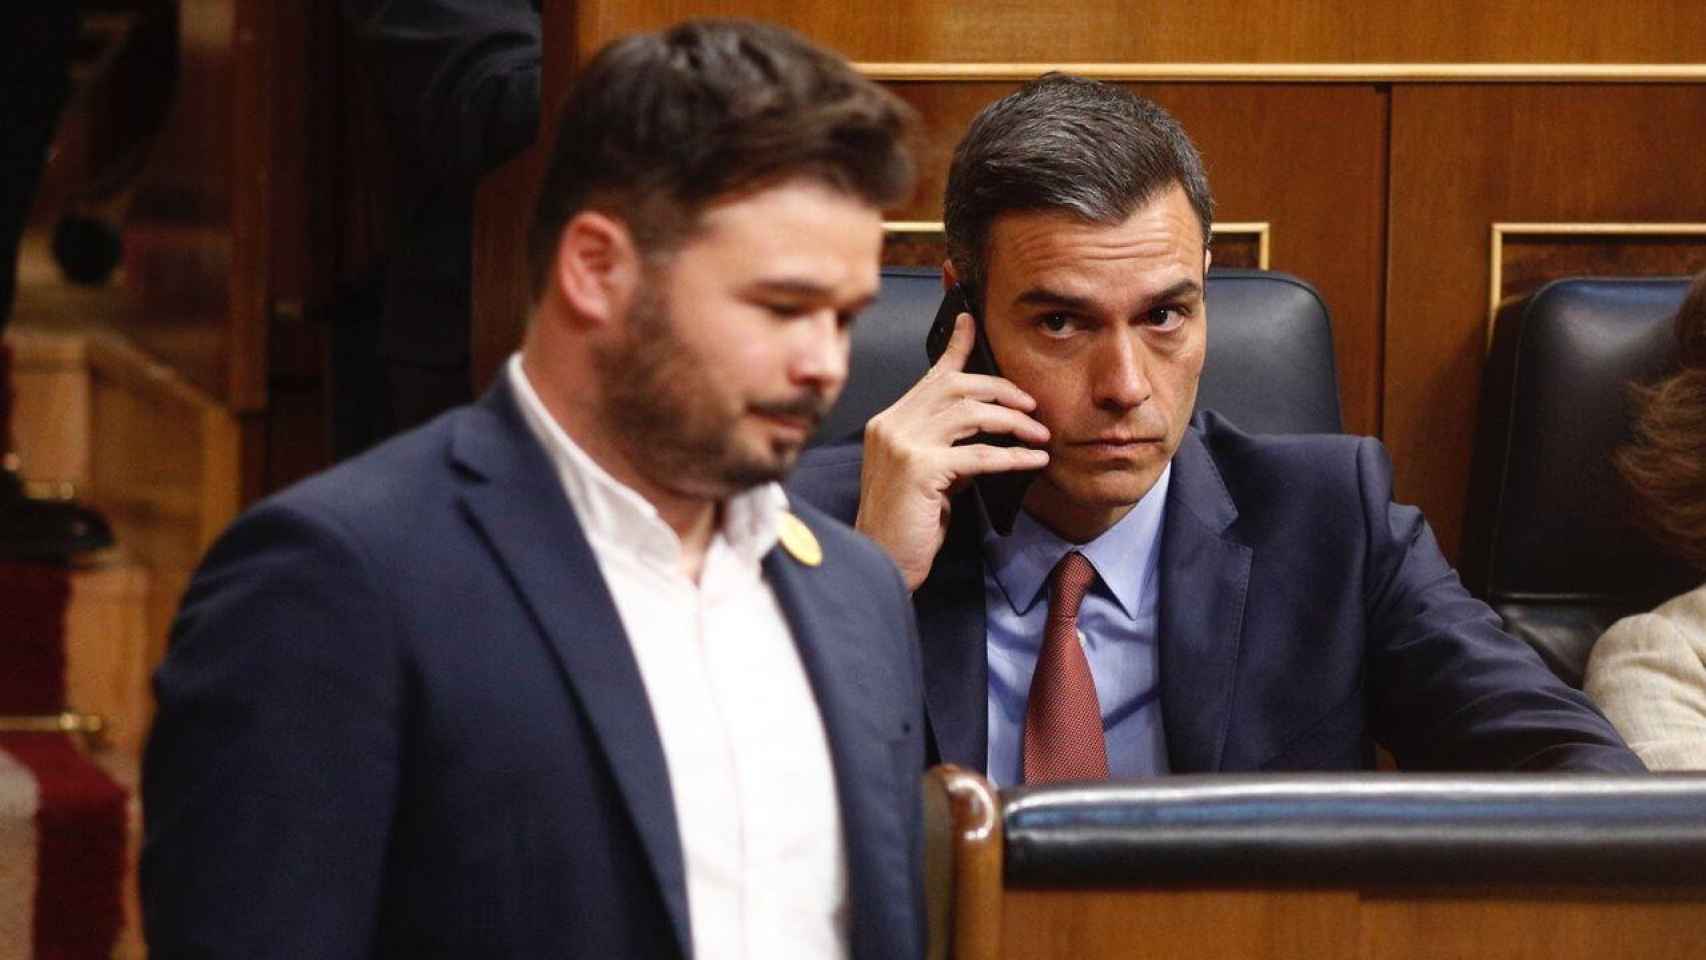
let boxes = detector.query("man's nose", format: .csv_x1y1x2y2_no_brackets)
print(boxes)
1092,330,1152,411
790,309,850,396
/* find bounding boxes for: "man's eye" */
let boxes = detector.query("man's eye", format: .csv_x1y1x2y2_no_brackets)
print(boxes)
1146,307,1186,330
765,303,808,319
1038,313,1076,335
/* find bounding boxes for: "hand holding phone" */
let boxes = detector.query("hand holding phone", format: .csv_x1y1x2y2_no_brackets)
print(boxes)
924,287,1045,536
853,286,1051,589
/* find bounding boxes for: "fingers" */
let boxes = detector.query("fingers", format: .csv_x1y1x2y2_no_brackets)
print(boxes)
943,442,1051,478
944,397,1051,446
933,312,977,373
869,321,1049,448
949,371,1038,412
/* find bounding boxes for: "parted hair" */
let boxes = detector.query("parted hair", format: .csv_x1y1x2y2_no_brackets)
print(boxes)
1617,270,1706,569
525,19,917,298
943,73,1214,305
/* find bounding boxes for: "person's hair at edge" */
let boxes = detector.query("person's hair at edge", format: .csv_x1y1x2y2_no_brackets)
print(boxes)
525,18,918,299
1617,269,1706,569
943,73,1215,307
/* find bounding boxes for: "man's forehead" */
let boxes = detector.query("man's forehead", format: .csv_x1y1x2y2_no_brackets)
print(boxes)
985,191,1206,304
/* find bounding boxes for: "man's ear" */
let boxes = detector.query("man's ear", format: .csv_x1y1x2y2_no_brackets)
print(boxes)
1203,247,1213,275
551,211,640,328
941,258,961,291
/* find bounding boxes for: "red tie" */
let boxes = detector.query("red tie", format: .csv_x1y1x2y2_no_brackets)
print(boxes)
1022,551,1109,784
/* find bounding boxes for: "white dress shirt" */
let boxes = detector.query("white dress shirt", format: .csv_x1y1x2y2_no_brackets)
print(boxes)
508,356,849,959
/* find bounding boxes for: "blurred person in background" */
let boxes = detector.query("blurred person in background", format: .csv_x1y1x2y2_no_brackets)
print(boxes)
1585,270,1706,770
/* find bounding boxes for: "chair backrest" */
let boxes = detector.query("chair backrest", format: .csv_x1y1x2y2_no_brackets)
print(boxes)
923,765,1706,960
1463,277,1698,685
812,267,1341,446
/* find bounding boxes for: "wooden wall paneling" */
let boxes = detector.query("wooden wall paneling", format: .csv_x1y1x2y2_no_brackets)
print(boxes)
229,0,273,412
119,0,240,406
1357,891,1706,960
991,886,1706,960
570,0,1706,64
63,561,152,759
86,334,241,685
471,152,547,393
470,0,576,393
6,330,91,491
1385,84,1706,561
883,222,1269,272
251,0,344,497
1000,889,1361,960
882,81,1387,436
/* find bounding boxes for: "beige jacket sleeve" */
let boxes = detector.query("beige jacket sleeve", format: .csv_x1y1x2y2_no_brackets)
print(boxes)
1584,584,1706,771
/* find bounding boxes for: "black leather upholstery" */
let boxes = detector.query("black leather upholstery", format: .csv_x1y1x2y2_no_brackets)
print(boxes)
812,267,1341,446
1463,278,1698,686
1002,774,1706,888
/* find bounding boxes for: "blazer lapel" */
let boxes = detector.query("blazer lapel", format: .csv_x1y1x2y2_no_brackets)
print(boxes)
451,385,692,958
764,528,912,959
1158,428,1253,772
911,492,990,771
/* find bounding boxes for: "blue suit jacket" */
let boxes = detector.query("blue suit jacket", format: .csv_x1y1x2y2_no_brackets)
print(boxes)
789,413,1642,774
143,382,927,958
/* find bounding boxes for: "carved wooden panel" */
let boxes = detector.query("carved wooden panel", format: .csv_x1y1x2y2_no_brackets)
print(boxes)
1491,225,1706,338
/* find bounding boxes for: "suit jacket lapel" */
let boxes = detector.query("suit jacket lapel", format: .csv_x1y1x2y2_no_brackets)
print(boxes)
451,384,692,958
764,525,912,960
1158,428,1253,772
911,492,990,771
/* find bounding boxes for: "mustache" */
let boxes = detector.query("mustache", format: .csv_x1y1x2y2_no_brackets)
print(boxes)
751,391,833,423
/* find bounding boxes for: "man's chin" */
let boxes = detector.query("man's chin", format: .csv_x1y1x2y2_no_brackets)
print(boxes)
1042,465,1164,512
686,455,797,500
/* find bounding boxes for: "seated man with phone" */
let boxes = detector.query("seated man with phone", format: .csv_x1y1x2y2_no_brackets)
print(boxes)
789,73,1642,782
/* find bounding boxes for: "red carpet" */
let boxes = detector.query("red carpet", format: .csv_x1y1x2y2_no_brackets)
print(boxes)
0,549,126,956
0,733,126,960
0,563,70,715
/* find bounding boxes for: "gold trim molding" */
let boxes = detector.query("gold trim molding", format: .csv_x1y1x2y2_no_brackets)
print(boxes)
0,711,108,737
1220,222,1271,269
859,62,1706,83
1486,222,1706,350
885,220,1270,269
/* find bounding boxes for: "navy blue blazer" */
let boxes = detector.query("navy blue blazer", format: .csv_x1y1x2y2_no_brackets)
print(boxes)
788,412,1643,774
143,382,926,959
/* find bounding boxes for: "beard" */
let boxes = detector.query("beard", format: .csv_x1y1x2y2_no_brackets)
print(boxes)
591,278,830,500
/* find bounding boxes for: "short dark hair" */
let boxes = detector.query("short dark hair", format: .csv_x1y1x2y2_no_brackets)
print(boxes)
526,19,917,297
943,74,1214,305
1617,270,1706,569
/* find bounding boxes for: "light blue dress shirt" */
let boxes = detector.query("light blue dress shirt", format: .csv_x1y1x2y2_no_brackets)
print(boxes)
982,465,1172,787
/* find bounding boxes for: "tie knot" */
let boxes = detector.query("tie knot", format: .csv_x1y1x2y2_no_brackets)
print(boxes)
1049,551,1096,617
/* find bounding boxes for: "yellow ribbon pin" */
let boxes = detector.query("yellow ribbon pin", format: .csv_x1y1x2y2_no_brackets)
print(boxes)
778,511,823,567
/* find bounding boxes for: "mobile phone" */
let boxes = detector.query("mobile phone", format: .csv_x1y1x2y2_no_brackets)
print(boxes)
924,285,1041,536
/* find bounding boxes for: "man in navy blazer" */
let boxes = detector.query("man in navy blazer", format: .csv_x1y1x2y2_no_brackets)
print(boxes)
789,74,1642,781
144,21,927,958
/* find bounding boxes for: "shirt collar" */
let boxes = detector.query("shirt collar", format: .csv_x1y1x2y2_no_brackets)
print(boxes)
982,462,1171,619
506,354,785,569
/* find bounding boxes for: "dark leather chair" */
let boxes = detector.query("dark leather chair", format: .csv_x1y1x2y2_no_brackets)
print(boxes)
1462,277,1698,687
812,267,1341,446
